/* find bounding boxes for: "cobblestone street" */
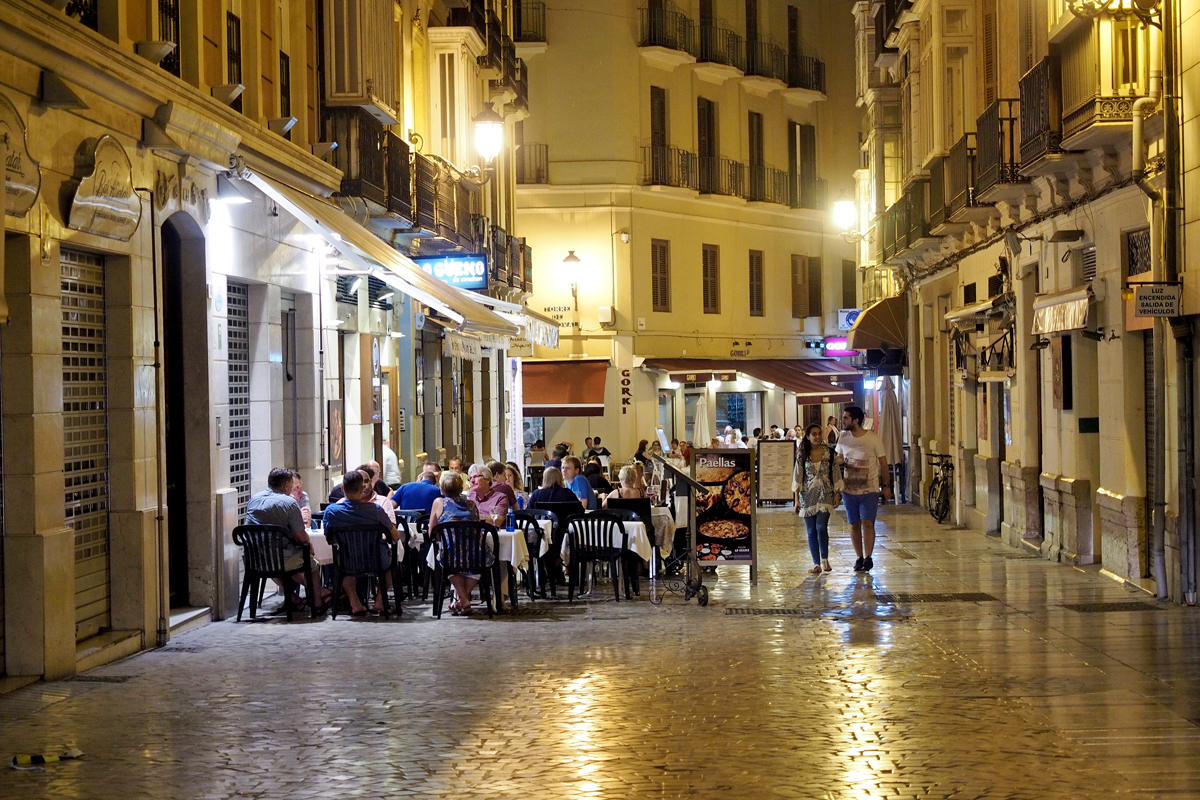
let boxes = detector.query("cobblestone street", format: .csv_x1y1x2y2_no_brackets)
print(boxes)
3,506,1200,799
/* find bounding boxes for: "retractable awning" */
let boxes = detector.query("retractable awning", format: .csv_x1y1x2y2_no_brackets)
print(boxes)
945,296,1001,325
1031,285,1093,334
245,174,520,338
459,292,560,348
641,359,853,402
799,358,862,378
522,358,610,416
846,295,908,351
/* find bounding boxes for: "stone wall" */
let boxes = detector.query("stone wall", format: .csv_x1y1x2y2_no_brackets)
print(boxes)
1096,488,1148,582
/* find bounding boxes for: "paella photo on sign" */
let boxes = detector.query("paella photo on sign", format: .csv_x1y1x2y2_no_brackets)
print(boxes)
691,449,755,563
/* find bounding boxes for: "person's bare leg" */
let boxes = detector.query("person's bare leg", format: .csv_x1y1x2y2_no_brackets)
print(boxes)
850,521,865,559
373,573,393,612
342,576,368,614
862,519,877,558
449,575,479,611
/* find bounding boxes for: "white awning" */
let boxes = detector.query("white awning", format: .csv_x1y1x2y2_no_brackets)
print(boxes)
459,292,560,348
245,173,520,338
944,296,1000,325
1031,285,1092,335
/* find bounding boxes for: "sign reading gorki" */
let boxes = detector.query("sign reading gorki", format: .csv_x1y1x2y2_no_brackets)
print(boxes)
414,255,488,291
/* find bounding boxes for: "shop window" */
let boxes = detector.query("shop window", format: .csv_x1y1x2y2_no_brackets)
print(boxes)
715,392,764,436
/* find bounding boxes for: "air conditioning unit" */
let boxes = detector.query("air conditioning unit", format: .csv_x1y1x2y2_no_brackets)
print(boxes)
324,0,399,124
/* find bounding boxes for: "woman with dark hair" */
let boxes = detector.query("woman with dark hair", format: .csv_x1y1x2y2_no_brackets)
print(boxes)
633,439,651,468
794,424,839,575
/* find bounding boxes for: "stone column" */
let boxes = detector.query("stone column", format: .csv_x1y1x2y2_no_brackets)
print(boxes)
1059,477,1093,565
1097,488,1148,580
2,235,75,678
1041,472,1064,562
1001,462,1042,546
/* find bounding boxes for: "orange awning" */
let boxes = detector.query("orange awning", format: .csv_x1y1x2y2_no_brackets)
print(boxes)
522,359,610,417
642,359,853,403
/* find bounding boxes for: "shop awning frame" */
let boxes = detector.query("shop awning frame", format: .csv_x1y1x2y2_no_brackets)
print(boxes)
641,358,854,402
846,295,908,351
944,296,1001,325
1031,285,1094,335
245,173,520,338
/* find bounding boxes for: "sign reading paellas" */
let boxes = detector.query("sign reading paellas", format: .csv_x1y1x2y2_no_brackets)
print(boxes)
414,255,488,291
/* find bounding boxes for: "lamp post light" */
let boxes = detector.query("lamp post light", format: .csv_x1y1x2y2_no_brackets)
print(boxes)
474,107,505,165
831,198,870,244
563,250,581,311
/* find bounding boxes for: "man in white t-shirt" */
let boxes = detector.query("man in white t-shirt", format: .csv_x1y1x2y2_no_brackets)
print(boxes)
835,405,891,573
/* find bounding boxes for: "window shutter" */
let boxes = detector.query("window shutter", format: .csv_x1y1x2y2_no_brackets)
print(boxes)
983,0,997,106
1020,0,1036,75
787,121,799,206
792,254,808,318
798,124,817,182
652,239,671,312
842,259,856,309
697,98,716,158
749,250,764,317
807,256,822,317
703,244,720,314
650,86,668,148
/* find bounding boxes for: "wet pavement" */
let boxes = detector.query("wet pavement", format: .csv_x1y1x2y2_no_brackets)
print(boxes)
3,504,1200,799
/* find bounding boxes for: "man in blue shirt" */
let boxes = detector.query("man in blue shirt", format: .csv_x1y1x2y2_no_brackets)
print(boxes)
391,462,443,513
562,456,597,510
325,470,401,615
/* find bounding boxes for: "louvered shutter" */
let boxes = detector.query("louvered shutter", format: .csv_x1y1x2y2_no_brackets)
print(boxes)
807,256,822,317
651,87,668,148
792,254,808,318
652,239,670,312
703,244,720,314
983,0,997,106
749,250,764,317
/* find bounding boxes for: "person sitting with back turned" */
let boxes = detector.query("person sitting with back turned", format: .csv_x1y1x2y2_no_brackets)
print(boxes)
244,467,329,612
391,461,443,513
322,469,401,616
603,465,648,506
545,444,568,471
529,466,581,505
585,460,613,494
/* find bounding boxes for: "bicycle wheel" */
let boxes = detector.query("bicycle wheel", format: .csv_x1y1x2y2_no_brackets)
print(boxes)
933,479,952,524
927,478,941,520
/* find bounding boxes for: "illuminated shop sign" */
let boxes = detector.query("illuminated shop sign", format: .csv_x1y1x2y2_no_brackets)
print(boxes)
414,255,489,291
824,337,853,354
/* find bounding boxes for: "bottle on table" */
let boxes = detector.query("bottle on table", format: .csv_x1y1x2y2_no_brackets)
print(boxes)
506,508,516,532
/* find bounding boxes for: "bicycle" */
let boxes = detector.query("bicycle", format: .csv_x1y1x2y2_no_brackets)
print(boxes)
926,454,954,524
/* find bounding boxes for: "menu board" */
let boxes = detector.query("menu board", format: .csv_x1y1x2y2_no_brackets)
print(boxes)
691,449,755,564
757,440,797,503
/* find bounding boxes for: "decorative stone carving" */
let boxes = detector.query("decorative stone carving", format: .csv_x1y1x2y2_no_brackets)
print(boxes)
0,92,40,217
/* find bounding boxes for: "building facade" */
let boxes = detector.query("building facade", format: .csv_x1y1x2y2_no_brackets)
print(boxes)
516,0,864,458
854,0,1200,602
0,0,552,681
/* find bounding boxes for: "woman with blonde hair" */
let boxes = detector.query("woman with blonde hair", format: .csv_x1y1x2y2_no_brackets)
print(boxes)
603,465,647,505
430,470,485,615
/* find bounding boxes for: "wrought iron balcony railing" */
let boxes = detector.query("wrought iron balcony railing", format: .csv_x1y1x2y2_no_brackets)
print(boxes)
479,10,504,76
788,54,826,94
517,143,549,184
514,1,546,43
746,39,788,83
639,2,697,54
447,0,486,41
975,99,1021,197
508,235,523,288
414,153,437,231
698,20,744,71
642,146,699,190
523,242,533,292
699,155,745,196
490,224,509,282
327,107,386,208
1019,56,1065,167
745,164,790,204
385,130,412,220
928,157,946,228
790,176,826,210
946,132,978,218
878,180,930,260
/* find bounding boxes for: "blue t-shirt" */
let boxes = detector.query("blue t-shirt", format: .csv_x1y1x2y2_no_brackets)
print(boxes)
568,474,597,510
391,479,443,514
322,498,394,532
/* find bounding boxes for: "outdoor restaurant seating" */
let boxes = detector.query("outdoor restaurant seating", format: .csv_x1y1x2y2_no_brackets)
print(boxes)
566,511,629,602
530,500,584,596
325,523,401,620
514,509,552,599
601,507,646,595
430,521,502,619
231,524,318,622
394,510,423,598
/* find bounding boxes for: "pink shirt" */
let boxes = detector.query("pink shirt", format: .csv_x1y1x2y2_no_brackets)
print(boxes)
468,485,511,521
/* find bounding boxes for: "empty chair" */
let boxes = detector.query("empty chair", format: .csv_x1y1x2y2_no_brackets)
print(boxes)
324,523,400,619
430,520,501,619
232,524,318,622
395,510,424,599
530,499,584,597
514,509,555,600
600,507,648,596
566,511,629,602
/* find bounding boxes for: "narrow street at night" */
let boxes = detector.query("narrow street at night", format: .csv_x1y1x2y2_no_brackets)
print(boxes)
2,507,1198,800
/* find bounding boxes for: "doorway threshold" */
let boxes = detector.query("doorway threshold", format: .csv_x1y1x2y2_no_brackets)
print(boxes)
169,607,212,636
76,630,142,673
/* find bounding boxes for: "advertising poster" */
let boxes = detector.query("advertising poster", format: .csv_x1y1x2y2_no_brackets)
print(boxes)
691,448,756,565
757,440,796,503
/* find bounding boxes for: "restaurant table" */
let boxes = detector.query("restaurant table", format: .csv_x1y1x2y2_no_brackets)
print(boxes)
307,531,405,567
650,506,674,548
425,529,531,612
559,520,653,564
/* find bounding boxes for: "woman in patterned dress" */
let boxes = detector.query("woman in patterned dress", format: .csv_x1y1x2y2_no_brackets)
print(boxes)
793,424,840,575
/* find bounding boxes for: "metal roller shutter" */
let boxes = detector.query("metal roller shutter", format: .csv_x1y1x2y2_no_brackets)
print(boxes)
62,249,110,642
227,282,251,519
1145,332,1155,577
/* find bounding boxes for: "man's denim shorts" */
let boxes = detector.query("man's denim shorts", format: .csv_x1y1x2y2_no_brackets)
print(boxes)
843,491,879,525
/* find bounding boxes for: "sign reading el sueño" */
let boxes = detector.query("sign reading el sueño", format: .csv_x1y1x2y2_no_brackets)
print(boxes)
414,255,488,291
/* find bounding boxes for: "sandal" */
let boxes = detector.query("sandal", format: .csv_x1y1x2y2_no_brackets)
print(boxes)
808,565,823,576
822,560,832,572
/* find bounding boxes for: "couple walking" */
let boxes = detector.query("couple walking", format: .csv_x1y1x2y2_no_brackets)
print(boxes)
792,406,891,575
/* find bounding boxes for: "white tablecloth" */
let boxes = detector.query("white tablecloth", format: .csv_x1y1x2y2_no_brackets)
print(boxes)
424,530,531,572
308,531,404,567
650,507,674,548
560,520,653,564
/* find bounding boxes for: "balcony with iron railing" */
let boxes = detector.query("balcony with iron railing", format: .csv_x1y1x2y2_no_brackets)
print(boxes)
385,130,412,220
788,54,826,95
877,180,932,262
508,235,524,288
745,164,789,204
928,157,946,229
745,38,788,84
878,0,912,49
479,10,504,78
698,19,745,73
872,3,898,67
446,0,486,41
790,175,826,210
643,146,699,190
1059,23,1146,151
1019,56,1071,173
517,143,549,184
514,1,546,43
946,133,976,219
639,2,697,56
413,153,479,251
699,155,745,196
511,59,529,111
490,224,509,283
975,98,1027,201
414,152,437,231
327,107,387,208
523,242,533,293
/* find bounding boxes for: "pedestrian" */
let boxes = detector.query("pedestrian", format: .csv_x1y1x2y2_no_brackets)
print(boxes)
834,405,891,572
825,416,840,446
794,424,839,575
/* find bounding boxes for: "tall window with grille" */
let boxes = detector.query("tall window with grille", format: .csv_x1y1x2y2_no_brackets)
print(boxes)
702,244,720,314
791,254,807,318
748,250,764,317
159,0,182,76
788,121,818,207
227,12,243,113
227,282,251,519
652,238,671,312
279,52,292,138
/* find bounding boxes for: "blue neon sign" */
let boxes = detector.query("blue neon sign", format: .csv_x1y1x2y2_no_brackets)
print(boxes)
414,255,489,291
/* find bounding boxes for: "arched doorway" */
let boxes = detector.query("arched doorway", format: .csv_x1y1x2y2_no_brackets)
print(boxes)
161,212,211,609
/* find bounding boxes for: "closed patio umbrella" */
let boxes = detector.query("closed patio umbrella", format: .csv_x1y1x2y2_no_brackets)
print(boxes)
877,376,904,498
693,394,713,448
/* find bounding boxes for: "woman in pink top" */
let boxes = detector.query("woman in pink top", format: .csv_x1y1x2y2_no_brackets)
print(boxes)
467,463,511,525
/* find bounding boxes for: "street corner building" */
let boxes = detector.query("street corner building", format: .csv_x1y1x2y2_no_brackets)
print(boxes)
0,0,558,681
851,0,1200,603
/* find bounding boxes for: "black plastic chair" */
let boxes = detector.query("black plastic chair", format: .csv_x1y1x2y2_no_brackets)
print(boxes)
232,524,317,622
395,510,424,599
324,523,400,619
530,500,584,597
566,512,629,602
415,514,434,600
430,520,501,619
602,507,648,596
514,510,554,600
